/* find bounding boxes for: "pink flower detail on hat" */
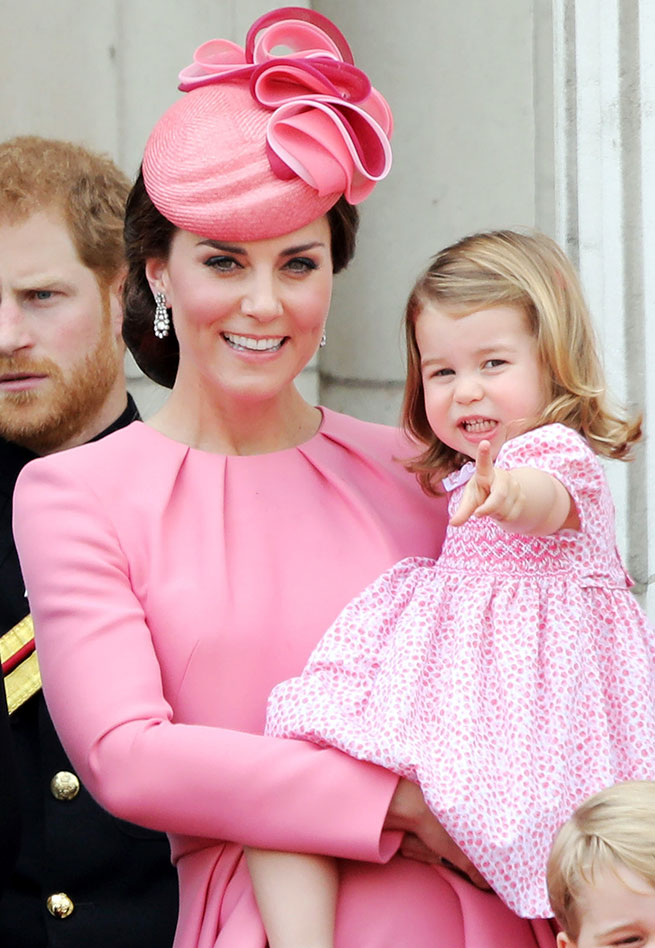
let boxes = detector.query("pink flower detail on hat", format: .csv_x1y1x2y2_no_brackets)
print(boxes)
177,6,392,205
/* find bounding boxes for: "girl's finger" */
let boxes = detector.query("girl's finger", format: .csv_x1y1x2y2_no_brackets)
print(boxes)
449,487,481,526
475,440,495,485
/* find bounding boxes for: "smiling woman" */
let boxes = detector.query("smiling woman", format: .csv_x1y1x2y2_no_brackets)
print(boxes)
11,9,558,948
122,173,358,392
140,218,334,454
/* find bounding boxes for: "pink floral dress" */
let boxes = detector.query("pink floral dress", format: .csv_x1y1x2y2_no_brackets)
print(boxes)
266,424,655,918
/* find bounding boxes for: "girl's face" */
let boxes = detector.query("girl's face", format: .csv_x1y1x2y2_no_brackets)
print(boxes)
416,302,548,461
146,216,333,407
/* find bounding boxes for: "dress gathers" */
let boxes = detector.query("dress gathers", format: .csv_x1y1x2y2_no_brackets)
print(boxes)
267,424,655,917
13,408,556,947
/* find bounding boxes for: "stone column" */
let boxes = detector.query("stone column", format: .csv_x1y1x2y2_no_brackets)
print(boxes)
552,0,654,612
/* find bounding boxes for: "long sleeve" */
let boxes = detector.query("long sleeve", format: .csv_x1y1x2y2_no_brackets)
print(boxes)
14,454,403,864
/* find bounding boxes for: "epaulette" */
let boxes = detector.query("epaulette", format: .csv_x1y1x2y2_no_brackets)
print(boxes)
1,615,41,713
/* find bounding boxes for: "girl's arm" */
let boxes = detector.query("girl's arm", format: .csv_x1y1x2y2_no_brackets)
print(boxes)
450,440,580,535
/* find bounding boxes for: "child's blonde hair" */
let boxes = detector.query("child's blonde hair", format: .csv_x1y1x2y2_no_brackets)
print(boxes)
547,781,655,940
402,230,641,494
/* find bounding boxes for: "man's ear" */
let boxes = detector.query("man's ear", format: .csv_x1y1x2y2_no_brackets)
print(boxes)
107,264,127,339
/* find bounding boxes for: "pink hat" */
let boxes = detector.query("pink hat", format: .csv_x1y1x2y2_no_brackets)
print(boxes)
142,6,393,241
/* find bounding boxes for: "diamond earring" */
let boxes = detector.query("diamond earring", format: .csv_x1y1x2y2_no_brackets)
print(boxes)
153,292,170,339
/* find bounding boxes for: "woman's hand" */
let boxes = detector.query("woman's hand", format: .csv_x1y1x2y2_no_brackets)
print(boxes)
384,778,490,890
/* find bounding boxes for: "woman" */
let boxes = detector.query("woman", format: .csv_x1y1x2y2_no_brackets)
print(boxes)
13,9,556,947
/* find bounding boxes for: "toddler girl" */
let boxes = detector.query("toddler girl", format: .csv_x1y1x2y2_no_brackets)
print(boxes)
247,230,655,945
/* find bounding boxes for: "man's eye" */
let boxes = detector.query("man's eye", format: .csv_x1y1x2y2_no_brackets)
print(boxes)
32,290,54,301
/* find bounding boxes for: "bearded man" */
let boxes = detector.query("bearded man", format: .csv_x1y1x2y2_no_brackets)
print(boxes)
0,136,178,947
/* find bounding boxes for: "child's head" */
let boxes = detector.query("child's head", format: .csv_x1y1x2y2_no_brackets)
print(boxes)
547,781,655,947
402,230,641,492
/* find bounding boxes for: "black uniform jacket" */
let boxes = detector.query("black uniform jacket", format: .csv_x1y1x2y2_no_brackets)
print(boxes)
0,398,179,947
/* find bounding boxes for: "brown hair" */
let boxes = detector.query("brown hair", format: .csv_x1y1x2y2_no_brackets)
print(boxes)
402,230,642,494
122,169,359,388
547,781,655,940
0,135,130,288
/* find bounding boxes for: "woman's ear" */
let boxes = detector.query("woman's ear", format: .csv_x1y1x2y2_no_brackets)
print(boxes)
145,258,168,297
556,931,574,948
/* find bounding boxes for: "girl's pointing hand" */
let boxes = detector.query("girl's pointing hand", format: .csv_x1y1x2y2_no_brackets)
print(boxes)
449,440,523,527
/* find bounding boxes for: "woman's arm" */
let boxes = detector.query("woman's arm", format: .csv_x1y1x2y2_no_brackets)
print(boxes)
13,458,401,861
15,456,486,883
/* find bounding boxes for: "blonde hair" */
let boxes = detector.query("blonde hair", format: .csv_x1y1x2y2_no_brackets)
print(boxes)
402,230,642,494
0,135,130,288
547,781,655,940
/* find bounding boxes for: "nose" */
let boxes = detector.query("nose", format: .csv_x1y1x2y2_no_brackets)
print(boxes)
240,270,283,322
0,298,34,356
453,372,483,405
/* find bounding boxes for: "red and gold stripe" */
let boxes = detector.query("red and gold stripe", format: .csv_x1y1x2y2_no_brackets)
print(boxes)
1,615,41,714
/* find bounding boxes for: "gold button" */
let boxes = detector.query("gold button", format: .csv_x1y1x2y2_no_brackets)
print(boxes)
46,893,75,919
50,771,80,801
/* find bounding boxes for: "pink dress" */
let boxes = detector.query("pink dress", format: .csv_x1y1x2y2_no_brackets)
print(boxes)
12,408,556,948
267,423,655,918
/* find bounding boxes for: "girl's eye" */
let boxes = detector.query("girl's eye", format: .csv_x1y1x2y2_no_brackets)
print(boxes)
284,257,317,274
431,368,454,378
484,358,506,369
205,256,241,272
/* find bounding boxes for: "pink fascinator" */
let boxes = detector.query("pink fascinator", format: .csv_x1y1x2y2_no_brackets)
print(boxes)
142,6,393,240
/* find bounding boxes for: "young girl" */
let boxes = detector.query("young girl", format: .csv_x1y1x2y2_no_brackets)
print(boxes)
246,229,655,946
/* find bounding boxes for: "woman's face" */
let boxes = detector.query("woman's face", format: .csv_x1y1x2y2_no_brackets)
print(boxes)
146,216,333,406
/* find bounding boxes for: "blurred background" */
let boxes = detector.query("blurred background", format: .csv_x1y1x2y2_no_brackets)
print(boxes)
3,0,654,614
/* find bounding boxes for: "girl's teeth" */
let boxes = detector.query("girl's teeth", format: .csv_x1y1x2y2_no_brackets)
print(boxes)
464,419,495,432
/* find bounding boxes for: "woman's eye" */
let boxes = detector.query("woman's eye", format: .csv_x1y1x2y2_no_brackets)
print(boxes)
205,256,240,272
30,290,54,301
284,257,317,274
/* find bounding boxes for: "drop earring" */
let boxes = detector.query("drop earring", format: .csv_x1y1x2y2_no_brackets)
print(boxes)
153,292,170,339
319,331,327,348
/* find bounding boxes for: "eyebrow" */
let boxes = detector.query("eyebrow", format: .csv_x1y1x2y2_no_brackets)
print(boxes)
421,343,519,367
197,240,326,257
594,923,639,939
198,240,245,254
15,275,70,290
